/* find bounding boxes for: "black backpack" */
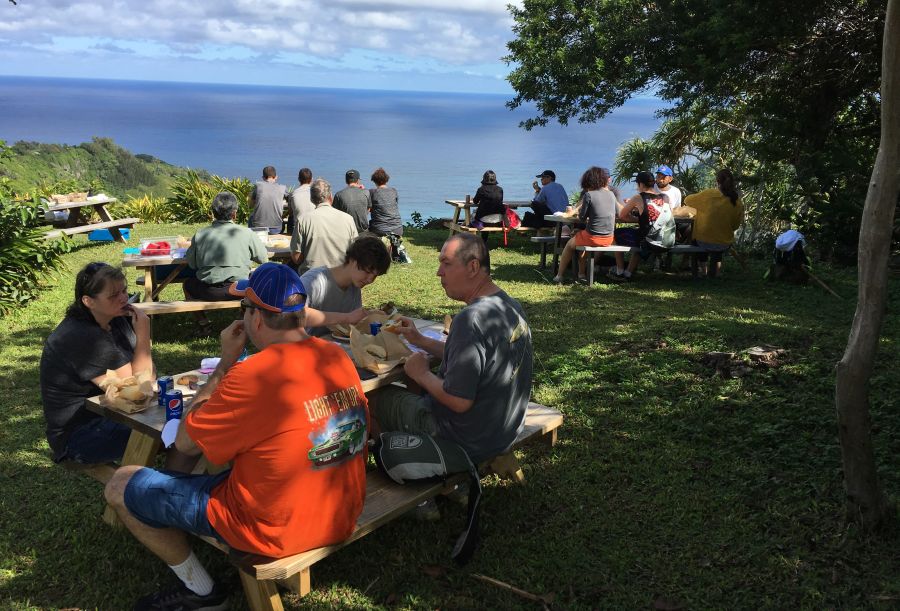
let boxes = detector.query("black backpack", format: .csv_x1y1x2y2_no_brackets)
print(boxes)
767,242,810,283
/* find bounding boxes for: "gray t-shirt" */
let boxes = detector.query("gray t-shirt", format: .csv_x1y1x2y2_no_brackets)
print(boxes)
249,180,287,230
300,266,362,336
430,290,533,462
292,205,359,274
580,189,618,236
289,184,314,229
332,185,370,233
368,187,403,235
40,316,136,461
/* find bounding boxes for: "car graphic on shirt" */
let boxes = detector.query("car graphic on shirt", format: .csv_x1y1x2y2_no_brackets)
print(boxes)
307,418,365,466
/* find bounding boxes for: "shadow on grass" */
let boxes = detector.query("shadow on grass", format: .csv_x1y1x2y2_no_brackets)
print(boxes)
2,229,898,608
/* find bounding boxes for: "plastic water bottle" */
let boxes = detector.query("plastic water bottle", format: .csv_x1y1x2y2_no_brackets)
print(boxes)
237,348,249,362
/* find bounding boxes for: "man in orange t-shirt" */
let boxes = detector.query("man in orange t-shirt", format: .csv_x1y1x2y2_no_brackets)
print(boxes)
105,262,368,610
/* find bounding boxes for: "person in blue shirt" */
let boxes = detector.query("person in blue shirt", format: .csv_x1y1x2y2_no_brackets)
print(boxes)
523,169,569,228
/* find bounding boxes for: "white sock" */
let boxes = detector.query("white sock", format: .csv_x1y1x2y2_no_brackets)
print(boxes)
623,270,632,278
169,552,215,596
615,267,624,275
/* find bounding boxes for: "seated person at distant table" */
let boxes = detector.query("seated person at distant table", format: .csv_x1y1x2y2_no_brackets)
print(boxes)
523,169,568,228
248,165,287,235
183,191,268,334
103,263,369,610
300,236,392,336
291,178,359,274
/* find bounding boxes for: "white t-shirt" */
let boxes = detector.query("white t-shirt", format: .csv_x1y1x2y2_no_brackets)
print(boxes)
654,185,682,208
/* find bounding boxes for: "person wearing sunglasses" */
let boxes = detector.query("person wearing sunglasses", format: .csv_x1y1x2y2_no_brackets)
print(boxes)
104,262,369,610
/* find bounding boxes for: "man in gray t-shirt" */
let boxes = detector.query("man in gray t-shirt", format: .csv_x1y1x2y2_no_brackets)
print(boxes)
249,165,287,234
300,236,391,336
373,233,533,463
332,169,371,233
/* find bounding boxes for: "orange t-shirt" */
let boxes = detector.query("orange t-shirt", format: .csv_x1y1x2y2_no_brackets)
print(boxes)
185,337,368,557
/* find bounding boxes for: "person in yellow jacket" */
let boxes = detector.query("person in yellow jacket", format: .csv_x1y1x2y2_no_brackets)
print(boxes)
684,169,744,278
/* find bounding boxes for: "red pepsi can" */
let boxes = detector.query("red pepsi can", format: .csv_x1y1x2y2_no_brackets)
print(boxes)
165,389,184,421
157,376,173,407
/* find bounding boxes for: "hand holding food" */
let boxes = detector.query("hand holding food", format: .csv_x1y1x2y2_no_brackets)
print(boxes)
382,318,404,333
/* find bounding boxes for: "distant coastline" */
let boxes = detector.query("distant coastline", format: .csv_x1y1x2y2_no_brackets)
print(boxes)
0,75,663,220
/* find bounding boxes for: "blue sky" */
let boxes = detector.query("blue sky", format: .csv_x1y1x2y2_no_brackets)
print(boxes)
0,0,523,93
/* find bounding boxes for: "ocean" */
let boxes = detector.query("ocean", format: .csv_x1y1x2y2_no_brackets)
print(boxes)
0,75,662,221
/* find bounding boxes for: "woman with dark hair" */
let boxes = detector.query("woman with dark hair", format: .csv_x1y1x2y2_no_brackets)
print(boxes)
472,170,505,244
40,262,153,464
553,166,620,283
684,168,744,277
369,167,402,237
608,171,674,281
368,167,407,262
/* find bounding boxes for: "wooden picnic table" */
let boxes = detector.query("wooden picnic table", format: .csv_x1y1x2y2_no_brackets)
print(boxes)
84,317,444,525
542,213,696,274
43,195,139,243
444,196,532,236
122,235,292,302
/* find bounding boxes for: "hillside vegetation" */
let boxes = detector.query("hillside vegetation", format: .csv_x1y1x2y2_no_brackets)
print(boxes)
0,137,208,200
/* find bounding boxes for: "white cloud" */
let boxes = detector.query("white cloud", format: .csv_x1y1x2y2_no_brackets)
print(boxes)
1,0,517,65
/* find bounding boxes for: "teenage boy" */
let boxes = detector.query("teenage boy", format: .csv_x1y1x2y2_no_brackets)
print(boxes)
300,236,392,336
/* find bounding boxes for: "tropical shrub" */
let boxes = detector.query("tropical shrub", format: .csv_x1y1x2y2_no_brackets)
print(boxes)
0,197,71,314
167,171,252,224
110,195,174,224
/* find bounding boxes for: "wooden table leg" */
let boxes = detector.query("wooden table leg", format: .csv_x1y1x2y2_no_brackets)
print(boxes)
551,223,564,275
103,430,162,527
64,208,85,229
141,267,154,302
94,204,125,243
151,264,187,301
449,206,461,237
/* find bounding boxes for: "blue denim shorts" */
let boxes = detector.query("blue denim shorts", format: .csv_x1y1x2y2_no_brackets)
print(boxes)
64,417,131,464
124,468,230,541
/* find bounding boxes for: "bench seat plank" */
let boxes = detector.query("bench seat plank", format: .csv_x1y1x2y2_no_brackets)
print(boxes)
44,217,139,239
131,300,242,315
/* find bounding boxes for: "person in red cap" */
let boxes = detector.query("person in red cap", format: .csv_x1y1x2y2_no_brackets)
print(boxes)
104,262,369,610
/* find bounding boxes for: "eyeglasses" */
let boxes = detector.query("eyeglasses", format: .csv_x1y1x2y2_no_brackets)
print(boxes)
240,299,258,316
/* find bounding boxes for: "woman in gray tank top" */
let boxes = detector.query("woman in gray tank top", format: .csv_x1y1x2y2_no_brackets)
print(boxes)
553,167,620,284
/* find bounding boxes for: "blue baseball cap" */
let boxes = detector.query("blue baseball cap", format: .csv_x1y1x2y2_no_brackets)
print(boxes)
656,165,674,177
229,262,306,313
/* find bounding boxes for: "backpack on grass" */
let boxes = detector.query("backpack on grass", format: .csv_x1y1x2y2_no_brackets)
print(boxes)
766,230,810,283
373,432,482,565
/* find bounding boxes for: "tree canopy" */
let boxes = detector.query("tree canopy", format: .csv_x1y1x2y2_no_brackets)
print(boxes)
506,0,888,255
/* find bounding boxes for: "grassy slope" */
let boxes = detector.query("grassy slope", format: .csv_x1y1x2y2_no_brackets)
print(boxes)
0,139,202,200
0,226,897,610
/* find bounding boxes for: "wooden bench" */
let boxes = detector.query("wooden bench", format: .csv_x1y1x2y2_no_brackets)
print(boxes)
216,402,562,610
574,244,747,285
531,235,559,269
444,196,535,239
131,300,242,316
44,217,140,240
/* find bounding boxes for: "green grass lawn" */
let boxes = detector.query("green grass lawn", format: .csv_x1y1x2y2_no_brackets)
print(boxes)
1,225,898,610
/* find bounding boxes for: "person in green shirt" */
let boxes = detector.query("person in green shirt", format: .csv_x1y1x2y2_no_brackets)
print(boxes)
184,192,269,334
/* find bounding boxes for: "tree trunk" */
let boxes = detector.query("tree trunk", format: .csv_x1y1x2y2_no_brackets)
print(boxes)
834,0,899,529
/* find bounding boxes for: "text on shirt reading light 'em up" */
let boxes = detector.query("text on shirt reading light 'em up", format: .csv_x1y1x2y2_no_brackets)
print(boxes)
303,387,363,422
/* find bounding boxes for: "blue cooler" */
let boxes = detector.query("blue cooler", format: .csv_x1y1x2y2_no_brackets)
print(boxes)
88,228,131,242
